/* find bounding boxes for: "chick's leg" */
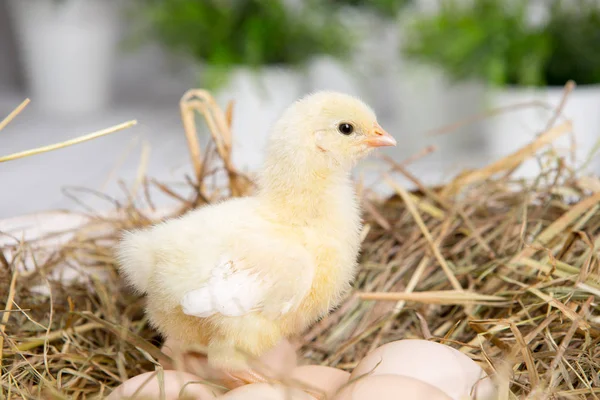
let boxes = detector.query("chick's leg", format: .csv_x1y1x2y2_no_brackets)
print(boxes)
208,334,325,399
221,369,269,388
207,318,281,388
207,344,250,371
207,344,270,388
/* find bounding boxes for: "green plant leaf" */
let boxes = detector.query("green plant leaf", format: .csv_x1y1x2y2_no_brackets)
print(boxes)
401,0,600,87
129,0,355,89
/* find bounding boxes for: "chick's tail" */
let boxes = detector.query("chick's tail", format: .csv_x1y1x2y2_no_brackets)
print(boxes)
115,230,156,294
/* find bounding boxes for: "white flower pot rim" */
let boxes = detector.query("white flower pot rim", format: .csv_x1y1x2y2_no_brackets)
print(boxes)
490,83,600,92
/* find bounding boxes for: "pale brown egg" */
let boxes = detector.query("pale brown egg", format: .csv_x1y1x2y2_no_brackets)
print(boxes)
333,374,452,400
350,339,496,400
161,338,297,381
220,383,317,400
289,365,350,398
106,370,222,400
248,339,298,378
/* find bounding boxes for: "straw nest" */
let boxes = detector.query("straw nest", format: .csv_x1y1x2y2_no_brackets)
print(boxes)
1,84,599,400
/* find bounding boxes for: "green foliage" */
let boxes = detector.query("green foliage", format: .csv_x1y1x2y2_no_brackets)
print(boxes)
132,0,354,88
402,0,600,87
330,0,412,18
544,0,600,86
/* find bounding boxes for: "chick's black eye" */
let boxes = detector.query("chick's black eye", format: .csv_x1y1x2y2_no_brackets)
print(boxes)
338,123,354,135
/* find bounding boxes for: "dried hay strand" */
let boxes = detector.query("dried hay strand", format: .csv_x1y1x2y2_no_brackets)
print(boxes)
1,83,599,399
0,98,137,164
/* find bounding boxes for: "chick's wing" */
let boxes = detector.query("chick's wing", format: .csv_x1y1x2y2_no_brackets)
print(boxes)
180,243,314,320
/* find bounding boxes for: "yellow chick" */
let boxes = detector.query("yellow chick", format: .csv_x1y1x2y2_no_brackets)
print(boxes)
116,91,396,377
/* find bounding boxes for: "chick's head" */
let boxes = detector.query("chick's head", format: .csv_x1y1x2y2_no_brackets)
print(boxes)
268,91,396,171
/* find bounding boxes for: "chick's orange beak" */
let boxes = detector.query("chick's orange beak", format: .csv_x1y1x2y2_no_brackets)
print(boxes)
364,123,397,147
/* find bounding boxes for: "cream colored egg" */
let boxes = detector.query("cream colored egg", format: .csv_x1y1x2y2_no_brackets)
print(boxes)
106,370,221,400
350,339,496,400
249,339,298,377
220,383,317,400
333,374,452,400
290,365,350,398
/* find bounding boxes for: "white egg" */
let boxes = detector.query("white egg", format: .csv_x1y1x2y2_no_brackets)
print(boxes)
248,339,298,377
350,339,496,400
290,365,350,398
333,374,452,400
220,383,316,400
106,370,221,399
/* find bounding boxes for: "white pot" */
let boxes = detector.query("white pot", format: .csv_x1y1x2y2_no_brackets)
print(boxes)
361,10,487,166
306,7,367,99
215,67,306,172
354,16,402,124
388,61,487,160
8,0,119,116
307,56,363,98
485,85,600,178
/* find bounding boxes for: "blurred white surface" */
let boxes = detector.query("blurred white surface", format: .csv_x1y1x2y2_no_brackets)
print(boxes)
216,67,307,172
0,2,494,220
7,0,120,116
0,87,492,219
0,93,194,219
486,85,600,178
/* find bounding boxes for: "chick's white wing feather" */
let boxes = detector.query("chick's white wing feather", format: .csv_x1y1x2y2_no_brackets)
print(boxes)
181,247,314,319
180,257,265,318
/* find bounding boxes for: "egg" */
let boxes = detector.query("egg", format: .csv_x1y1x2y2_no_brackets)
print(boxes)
289,365,350,398
248,339,298,377
106,370,221,399
333,374,452,400
350,339,496,400
161,338,297,381
220,383,317,400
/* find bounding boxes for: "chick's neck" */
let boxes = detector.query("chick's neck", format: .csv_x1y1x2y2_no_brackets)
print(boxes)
257,151,356,225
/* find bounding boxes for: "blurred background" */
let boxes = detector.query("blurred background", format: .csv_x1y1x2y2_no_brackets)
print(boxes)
1,0,599,218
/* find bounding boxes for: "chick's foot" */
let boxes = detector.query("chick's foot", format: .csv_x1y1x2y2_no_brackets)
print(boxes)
221,369,269,389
